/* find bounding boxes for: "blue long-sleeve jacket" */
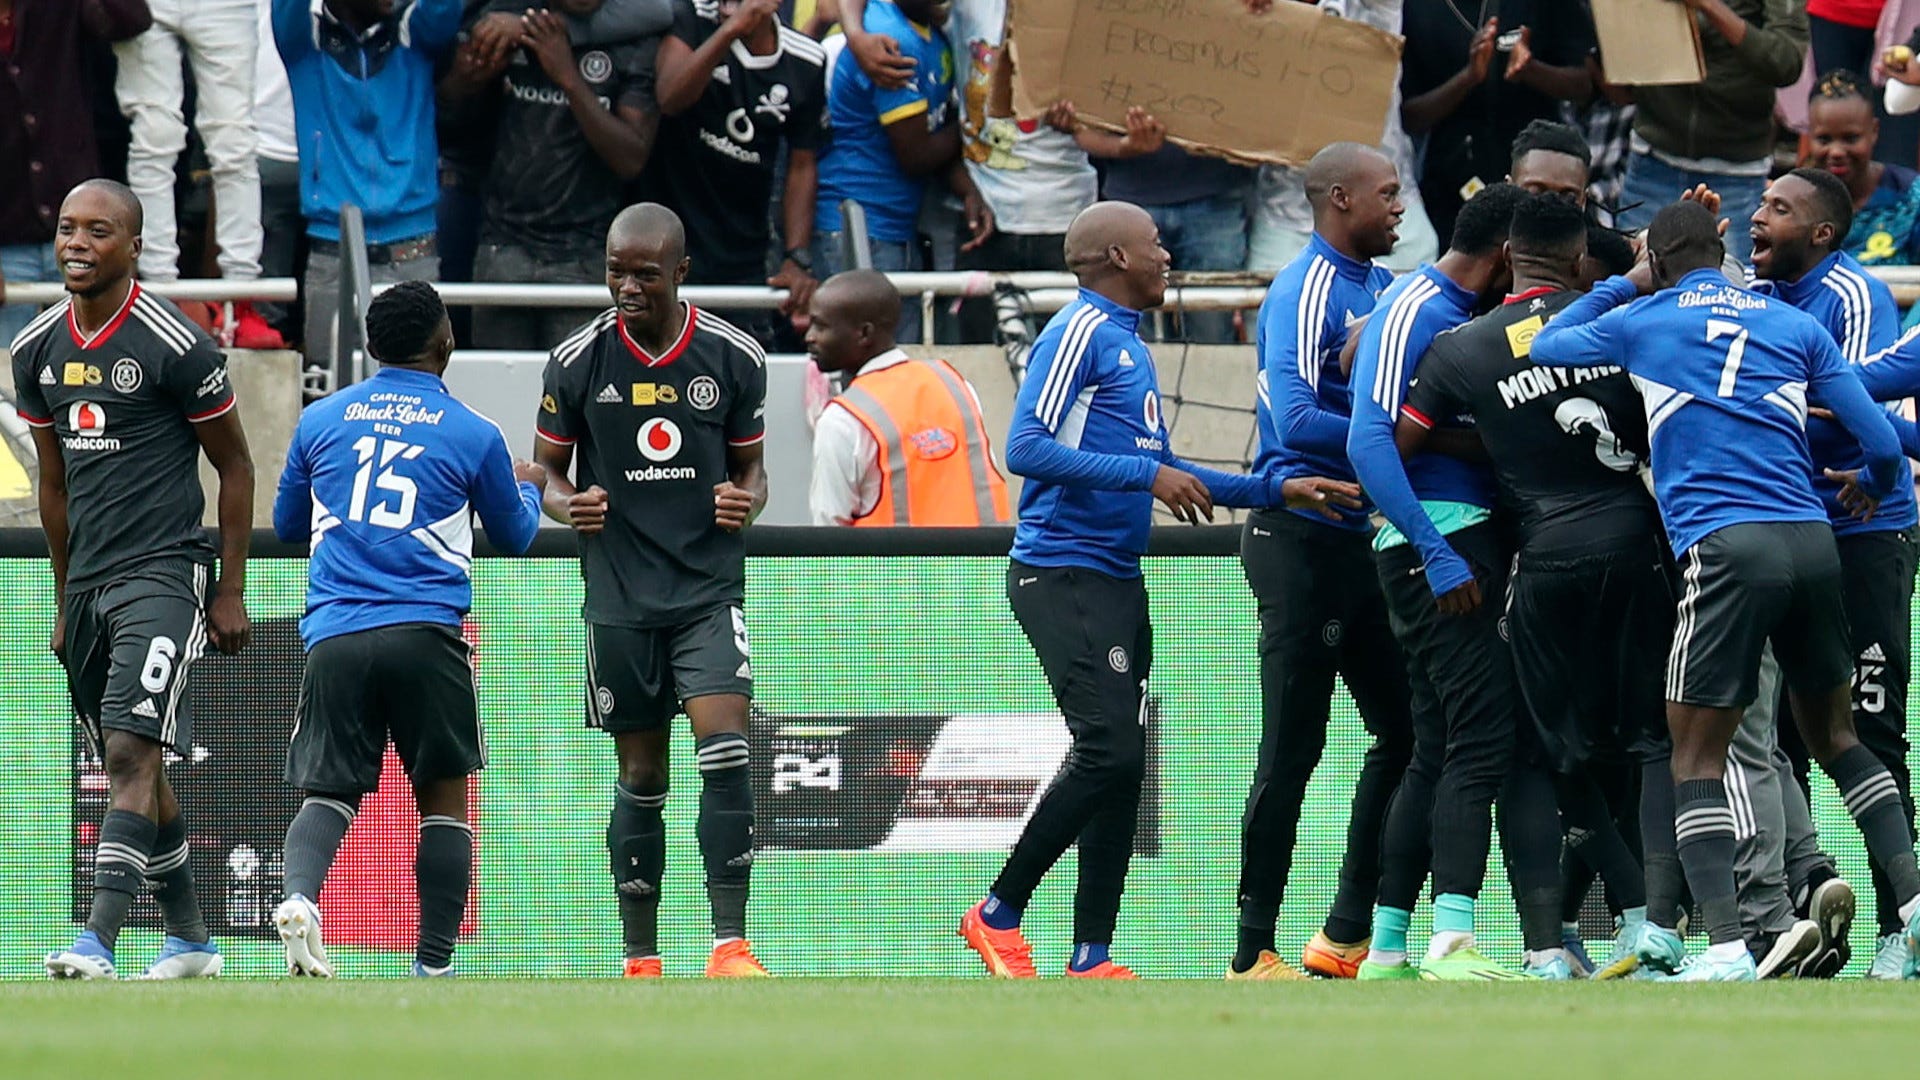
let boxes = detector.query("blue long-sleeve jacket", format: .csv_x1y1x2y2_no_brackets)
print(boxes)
273,0,460,243
1345,264,1490,596
1253,232,1394,531
1532,271,1902,557
1750,251,1915,535
274,366,542,648
1007,289,1280,578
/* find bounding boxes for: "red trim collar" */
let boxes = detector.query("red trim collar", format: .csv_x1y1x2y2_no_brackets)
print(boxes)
69,282,140,349
1503,285,1561,306
618,303,697,367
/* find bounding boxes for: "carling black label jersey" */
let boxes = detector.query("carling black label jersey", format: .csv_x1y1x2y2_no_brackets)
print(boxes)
538,303,768,626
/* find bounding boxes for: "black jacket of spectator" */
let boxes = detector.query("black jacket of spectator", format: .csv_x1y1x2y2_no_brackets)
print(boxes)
0,0,152,246
1402,0,1594,238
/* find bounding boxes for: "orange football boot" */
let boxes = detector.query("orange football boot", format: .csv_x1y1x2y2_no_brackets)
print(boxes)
1065,960,1137,979
958,901,1038,978
1302,931,1370,979
623,956,664,979
706,939,772,978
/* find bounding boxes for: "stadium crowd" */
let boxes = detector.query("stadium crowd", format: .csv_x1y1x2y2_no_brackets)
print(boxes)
14,1,1920,354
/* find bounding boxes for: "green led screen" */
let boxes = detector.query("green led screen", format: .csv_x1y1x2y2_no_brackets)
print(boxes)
0,553,1902,977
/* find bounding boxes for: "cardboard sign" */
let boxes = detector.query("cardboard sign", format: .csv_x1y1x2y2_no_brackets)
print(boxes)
1007,0,1404,167
1591,0,1705,85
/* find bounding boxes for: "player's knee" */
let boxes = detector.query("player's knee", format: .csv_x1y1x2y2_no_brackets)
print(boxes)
101,731,163,788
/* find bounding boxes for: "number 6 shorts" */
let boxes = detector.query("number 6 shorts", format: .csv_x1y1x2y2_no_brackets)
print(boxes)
584,604,754,733
62,558,212,756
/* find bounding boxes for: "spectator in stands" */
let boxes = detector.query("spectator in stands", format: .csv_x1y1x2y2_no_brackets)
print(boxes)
647,0,826,327
1804,68,1920,263
1615,0,1808,264
437,0,673,347
254,0,300,348
813,0,993,344
1560,22,1635,225
274,0,460,375
1079,137,1249,344
442,3,659,351
945,0,1094,305
1246,0,1440,275
0,0,152,345
805,269,1009,525
1400,1,1595,243
115,0,275,343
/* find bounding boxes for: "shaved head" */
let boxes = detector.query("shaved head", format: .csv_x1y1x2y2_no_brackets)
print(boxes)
1303,142,1391,211
814,270,901,334
806,270,904,374
1065,201,1170,310
1065,201,1154,272
609,202,686,265
65,178,143,235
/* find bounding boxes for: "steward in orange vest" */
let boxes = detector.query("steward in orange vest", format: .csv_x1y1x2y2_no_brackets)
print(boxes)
805,271,1011,525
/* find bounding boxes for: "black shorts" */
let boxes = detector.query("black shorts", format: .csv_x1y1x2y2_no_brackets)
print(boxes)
62,559,211,755
1668,521,1853,709
586,604,753,733
1508,541,1673,771
287,622,485,794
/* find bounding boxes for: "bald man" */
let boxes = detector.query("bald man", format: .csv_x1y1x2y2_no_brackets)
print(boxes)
957,201,1360,979
804,270,1009,525
17,179,255,980
1233,142,1413,981
532,202,774,979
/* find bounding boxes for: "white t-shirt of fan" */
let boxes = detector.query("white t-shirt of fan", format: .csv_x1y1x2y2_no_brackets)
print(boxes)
947,0,1096,236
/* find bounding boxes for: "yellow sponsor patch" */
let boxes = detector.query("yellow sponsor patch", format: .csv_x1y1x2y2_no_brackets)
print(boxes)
1505,315,1543,358
632,383,678,406
541,394,558,414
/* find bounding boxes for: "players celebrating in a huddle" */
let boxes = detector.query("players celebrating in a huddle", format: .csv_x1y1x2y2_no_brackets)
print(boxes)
25,120,1920,983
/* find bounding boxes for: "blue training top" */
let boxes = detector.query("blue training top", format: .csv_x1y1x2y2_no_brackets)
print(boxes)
1007,289,1280,578
274,366,543,647
1253,232,1395,531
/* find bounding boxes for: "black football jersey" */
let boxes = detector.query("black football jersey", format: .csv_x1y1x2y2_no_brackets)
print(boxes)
538,303,768,627
643,0,826,282
1403,288,1658,560
9,286,231,591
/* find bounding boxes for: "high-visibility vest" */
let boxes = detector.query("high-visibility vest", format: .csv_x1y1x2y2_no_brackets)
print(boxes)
832,358,1012,526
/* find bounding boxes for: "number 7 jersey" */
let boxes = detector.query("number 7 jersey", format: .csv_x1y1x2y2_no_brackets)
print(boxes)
1530,269,1896,557
537,304,768,628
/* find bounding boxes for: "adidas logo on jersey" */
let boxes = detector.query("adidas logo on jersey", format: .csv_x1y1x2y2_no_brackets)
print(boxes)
38,366,56,386
131,699,159,719
597,384,622,404
1862,643,1888,663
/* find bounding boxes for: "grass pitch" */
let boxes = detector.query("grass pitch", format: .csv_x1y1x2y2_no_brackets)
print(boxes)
1,979,1915,1078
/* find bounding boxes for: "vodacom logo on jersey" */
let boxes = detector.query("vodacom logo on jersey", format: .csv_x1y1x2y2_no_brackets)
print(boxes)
626,417,696,482
64,401,121,452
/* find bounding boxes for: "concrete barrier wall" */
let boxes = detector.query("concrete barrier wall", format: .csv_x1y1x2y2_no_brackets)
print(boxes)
3,342,1263,530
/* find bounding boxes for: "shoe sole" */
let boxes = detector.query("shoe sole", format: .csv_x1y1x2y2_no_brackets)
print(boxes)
136,952,224,980
45,953,114,980
1799,878,1856,979
1757,921,1822,980
275,903,334,978
1302,951,1363,979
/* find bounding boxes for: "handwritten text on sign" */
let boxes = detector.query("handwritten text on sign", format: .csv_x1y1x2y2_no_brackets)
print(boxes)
1010,0,1403,167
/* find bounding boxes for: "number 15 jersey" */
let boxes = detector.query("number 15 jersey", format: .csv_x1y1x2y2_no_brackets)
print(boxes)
538,304,768,628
